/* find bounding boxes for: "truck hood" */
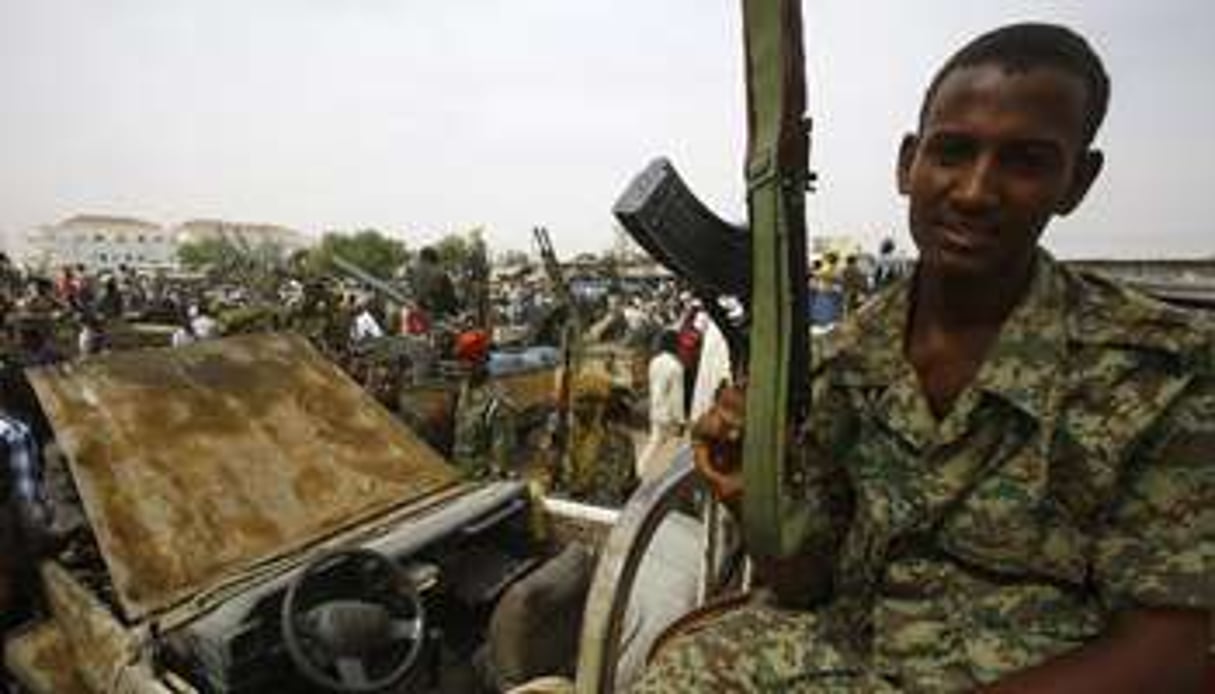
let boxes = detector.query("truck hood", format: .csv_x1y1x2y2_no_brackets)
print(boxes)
27,333,458,621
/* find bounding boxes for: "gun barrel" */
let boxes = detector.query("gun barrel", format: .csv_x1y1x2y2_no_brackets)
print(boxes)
330,255,410,305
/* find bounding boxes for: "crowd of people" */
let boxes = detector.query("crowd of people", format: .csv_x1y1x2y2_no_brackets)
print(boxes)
0,234,914,527
807,239,908,329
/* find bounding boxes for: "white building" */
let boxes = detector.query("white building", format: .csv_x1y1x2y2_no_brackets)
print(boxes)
173,219,311,254
24,214,175,273
21,215,313,273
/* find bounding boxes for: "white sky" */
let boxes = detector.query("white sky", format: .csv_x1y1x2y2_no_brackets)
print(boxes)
0,0,1211,259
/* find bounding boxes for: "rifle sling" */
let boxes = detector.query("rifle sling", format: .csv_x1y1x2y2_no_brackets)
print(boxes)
740,0,812,558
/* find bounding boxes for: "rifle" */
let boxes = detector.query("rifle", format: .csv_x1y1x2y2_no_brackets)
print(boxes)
533,227,584,333
532,227,582,487
613,0,813,558
737,0,814,557
466,230,493,330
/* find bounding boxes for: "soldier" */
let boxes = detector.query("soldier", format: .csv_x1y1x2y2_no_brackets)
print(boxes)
17,277,59,318
840,254,869,316
559,371,638,506
450,330,517,479
0,261,16,332
410,247,459,324
288,280,345,356
636,23,1212,692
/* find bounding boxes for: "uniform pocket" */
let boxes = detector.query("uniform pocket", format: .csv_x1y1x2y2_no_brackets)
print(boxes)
936,446,1090,586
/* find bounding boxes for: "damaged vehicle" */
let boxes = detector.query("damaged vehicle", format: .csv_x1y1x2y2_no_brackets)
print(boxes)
2,333,725,693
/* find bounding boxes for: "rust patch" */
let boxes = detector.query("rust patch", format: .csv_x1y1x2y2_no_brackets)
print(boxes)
293,465,338,507
5,621,90,693
28,333,458,620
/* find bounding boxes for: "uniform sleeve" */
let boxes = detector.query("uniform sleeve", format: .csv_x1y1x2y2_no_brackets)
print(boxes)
1093,374,1214,611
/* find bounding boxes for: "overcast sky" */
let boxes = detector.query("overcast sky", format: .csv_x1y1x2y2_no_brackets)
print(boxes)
1,0,1211,259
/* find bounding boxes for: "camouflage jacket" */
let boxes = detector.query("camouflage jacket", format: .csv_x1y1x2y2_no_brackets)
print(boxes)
778,250,1214,689
564,406,637,506
451,379,517,479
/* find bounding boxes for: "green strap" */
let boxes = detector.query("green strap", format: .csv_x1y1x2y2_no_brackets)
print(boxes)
740,0,811,558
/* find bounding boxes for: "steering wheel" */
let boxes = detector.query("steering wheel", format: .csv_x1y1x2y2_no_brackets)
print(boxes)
281,548,426,693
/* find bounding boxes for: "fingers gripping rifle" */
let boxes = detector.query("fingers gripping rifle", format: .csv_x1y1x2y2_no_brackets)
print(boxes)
613,0,813,558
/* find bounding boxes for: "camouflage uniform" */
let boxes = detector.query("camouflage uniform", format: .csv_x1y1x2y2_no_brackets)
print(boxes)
635,251,1213,692
562,373,638,506
452,379,517,479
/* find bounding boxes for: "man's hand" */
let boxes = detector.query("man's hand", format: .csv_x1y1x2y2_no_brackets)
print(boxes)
691,381,836,608
691,383,746,507
981,608,1211,693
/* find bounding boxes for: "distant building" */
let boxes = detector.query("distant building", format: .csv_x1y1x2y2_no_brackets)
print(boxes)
173,219,311,254
20,215,313,273
24,214,174,272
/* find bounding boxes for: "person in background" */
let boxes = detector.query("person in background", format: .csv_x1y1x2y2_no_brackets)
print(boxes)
96,275,123,320
170,309,197,348
350,297,385,342
873,237,903,290
559,372,638,506
841,254,870,317
189,303,219,340
76,312,107,358
638,329,686,480
411,247,459,324
451,329,517,479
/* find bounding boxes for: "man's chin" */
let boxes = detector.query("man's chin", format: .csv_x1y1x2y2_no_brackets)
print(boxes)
920,246,998,279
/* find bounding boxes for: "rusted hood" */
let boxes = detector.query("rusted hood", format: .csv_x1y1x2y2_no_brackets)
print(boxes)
27,333,458,621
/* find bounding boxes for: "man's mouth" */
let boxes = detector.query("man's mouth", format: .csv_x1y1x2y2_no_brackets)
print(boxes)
937,223,997,252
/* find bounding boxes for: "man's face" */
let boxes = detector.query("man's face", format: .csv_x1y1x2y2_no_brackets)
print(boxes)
898,63,1101,279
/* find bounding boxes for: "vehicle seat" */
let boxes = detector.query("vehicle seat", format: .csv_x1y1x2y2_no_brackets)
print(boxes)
486,542,594,691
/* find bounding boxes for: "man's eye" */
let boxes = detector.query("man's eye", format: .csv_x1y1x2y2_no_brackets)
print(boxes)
928,137,974,165
1001,146,1058,174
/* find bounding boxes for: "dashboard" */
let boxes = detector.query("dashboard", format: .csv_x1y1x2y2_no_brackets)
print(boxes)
160,481,541,693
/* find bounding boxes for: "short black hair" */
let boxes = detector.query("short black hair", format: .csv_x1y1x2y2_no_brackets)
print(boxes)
920,23,1110,146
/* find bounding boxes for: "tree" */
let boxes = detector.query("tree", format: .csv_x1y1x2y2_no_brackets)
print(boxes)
177,235,288,302
307,229,408,280
430,233,472,270
424,228,500,279
177,236,235,270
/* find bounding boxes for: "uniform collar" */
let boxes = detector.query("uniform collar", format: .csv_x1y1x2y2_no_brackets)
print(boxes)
968,250,1067,422
823,249,1067,424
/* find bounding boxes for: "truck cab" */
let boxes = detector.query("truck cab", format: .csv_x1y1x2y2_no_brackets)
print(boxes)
2,333,715,693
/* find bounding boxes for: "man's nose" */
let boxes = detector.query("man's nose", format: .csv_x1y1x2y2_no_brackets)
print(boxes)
951,153,1000,210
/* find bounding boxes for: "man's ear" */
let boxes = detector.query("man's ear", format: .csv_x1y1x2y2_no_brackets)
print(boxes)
896,134,917,196
1058,149,1104,215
